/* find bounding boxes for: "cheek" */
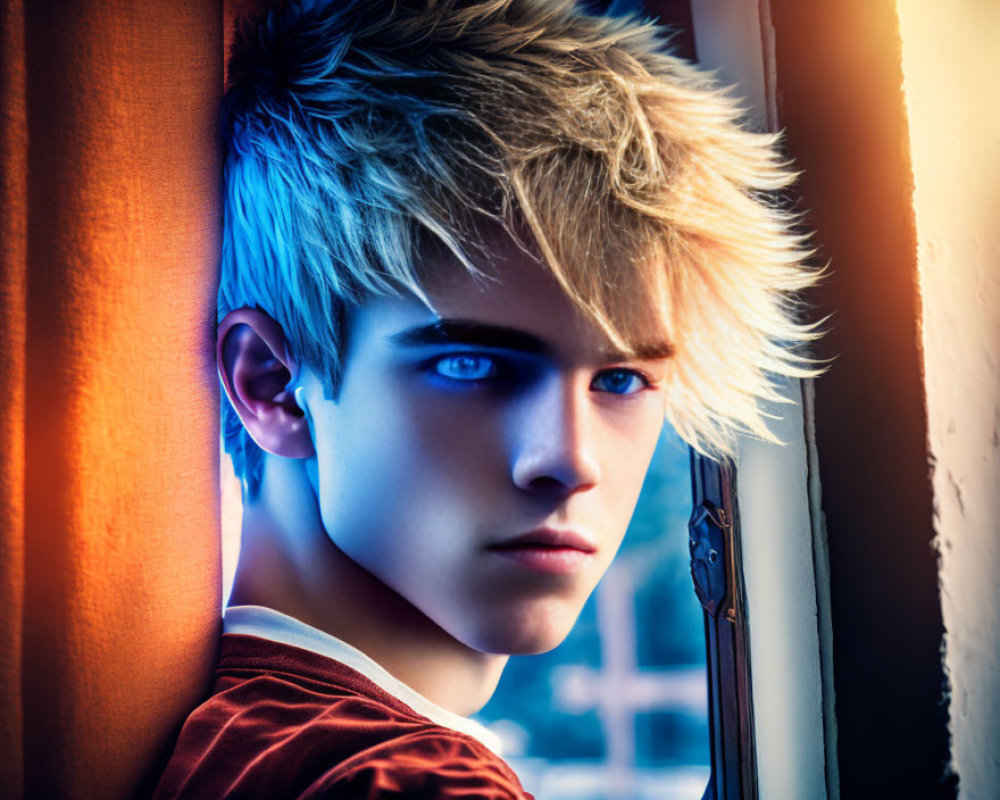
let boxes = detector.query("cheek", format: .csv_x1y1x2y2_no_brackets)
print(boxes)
377,387,511,496
309,392,506,545
408,402,497,467
599,411,665,517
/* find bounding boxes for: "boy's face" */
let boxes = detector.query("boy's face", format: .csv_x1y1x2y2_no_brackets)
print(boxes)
298,234,669,655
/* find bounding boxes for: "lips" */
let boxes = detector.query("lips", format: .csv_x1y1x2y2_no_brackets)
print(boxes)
487,528,597,575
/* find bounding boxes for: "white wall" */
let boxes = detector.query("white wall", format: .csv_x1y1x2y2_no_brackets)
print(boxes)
896,2,1000,796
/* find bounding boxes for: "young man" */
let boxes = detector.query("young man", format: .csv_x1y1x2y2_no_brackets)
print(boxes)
154,0,819,796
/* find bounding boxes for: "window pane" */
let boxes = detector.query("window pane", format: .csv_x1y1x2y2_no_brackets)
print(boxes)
475,426,710,800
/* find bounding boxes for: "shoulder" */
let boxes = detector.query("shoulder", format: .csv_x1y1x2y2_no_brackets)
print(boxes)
157,696,531,799
299,727,533,800
153,635,532,799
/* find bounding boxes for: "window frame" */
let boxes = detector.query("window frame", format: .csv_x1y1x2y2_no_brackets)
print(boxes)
670,1,836,797
688,453,757,800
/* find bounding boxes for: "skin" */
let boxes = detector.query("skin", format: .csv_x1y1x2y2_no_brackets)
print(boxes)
219,234,670,715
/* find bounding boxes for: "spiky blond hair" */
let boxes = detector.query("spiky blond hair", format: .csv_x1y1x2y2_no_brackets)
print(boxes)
220,0,822,494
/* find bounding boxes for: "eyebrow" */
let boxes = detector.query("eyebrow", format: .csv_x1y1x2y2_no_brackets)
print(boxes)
628,341,675,360
387,320,551,355
387,319,674,362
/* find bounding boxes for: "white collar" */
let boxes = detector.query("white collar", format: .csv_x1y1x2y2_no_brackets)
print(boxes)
223,604,502,755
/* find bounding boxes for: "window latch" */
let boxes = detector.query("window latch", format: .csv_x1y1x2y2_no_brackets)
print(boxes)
689,501,728,617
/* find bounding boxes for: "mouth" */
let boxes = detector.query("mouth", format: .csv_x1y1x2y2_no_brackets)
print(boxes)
487,528,598,575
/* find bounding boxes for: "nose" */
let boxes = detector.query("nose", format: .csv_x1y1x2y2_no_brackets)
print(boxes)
510,373,602,495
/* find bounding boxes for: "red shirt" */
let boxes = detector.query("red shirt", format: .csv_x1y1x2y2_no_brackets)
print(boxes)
153,634,534,799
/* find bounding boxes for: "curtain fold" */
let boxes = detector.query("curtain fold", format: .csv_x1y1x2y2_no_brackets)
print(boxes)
2,2,225,797
0,1,28,796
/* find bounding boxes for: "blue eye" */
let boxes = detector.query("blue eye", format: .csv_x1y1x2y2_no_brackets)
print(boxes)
592,368,648,395
432,354,499,382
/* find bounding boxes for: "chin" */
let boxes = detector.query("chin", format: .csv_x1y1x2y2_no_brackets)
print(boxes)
460,603,581,656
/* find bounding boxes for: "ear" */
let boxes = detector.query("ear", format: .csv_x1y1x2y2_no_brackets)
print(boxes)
217,308,315,458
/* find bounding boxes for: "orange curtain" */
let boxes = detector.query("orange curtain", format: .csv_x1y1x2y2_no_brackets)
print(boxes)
1,2,226,797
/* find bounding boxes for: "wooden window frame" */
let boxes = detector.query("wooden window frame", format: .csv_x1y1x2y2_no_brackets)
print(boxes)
689,455,757,800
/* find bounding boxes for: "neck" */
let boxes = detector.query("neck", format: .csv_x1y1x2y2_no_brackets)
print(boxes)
227,454,507,716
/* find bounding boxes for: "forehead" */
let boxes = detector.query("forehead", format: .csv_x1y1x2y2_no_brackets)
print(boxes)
349,222,674,364
410,227,674,359
425,248,596,348
347,260,607,367
407,230,673,363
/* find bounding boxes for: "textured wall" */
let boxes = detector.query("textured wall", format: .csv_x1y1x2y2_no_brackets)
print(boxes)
897,2,1000,796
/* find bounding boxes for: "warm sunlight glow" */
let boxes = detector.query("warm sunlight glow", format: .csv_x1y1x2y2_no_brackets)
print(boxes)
897,2,1000,793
